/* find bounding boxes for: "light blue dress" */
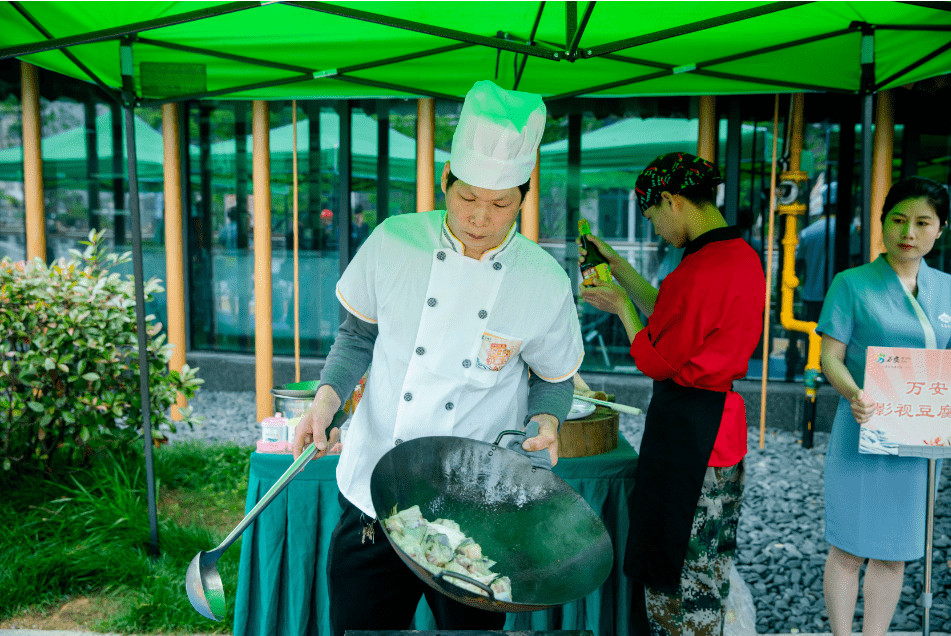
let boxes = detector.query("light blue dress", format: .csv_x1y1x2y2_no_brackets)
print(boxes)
817,255,951,561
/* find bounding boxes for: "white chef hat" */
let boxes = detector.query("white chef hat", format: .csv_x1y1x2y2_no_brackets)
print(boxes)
449,80,546,190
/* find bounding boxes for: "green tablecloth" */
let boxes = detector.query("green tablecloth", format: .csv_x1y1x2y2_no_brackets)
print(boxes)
234,438,638,636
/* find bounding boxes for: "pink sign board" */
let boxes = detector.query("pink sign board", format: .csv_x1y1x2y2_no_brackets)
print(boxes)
860,346,951,454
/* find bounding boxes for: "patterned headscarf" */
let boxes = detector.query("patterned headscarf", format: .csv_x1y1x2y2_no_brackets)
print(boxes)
634,152,723,213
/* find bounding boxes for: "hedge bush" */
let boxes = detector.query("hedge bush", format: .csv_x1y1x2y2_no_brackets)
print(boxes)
0,230,202,478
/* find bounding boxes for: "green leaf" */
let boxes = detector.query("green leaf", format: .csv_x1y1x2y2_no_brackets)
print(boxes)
27,401,44,412
82,372,100,381
43,357,56,371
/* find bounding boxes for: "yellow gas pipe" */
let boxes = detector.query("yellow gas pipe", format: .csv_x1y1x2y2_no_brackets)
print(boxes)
778,94,821,447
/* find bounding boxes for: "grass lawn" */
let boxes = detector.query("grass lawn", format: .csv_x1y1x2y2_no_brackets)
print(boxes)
0,441,254,634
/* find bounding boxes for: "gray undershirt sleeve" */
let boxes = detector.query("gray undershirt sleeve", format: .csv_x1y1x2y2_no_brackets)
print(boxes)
318,312,378,404
525,372,574,428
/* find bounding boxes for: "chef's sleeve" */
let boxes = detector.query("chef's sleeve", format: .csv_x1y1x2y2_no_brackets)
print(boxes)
815,273,853,344
526,373,573,426
318,312,378,404
520,283,584,383
335,221,385,324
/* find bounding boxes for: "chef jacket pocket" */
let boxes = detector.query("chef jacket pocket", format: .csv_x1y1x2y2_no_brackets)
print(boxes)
476,331,522,372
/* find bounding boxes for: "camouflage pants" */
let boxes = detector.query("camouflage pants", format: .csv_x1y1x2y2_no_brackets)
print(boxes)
645,459,745,636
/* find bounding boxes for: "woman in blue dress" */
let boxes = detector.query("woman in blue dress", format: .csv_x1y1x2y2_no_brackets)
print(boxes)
817,176,951,636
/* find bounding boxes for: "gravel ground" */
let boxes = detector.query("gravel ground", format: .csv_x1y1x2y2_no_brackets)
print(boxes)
169,390,951,634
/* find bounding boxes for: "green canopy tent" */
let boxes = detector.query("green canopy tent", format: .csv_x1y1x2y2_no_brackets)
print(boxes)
540,117,774,189
0,109,166,185
209,109,449,184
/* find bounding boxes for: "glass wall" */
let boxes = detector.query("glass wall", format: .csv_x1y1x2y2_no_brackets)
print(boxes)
3,57,949,382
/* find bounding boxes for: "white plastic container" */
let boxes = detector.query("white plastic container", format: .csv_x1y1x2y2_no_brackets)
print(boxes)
261,413,288,443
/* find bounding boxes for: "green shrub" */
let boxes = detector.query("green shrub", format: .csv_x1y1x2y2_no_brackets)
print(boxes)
0,230,203,478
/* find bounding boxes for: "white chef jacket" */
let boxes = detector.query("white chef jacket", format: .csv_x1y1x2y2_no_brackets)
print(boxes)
334,210,584,517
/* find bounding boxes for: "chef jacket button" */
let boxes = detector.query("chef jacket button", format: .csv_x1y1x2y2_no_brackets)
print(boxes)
437,251,446,260
462,359,471,368
404,392,412,402
493,262,502,271
445,402,454,410
427,297,437,307
478,310,487,319
415,346,425,355
395,438,403,445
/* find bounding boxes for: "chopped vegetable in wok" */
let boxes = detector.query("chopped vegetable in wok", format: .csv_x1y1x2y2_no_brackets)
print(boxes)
384,505,512,602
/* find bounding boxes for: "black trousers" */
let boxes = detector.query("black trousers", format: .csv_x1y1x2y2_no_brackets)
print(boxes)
327,493,507,636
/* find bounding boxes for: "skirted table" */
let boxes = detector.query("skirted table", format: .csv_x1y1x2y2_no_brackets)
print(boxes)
234,436,638,636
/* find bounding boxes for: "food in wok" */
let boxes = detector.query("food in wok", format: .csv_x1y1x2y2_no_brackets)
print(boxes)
384,505,513,602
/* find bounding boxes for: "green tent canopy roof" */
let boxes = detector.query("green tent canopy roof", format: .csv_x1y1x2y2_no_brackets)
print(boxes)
1,2,949,103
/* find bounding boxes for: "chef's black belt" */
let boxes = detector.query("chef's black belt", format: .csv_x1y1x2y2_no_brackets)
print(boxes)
624,379,727,595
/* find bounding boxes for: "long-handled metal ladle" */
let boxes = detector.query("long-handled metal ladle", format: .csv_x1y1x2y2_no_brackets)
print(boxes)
185,441,319,620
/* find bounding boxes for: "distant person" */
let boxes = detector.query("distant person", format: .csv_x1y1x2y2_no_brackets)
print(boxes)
319,208,338,251
221,206,239,248
817,176,951,636
350,205,370,248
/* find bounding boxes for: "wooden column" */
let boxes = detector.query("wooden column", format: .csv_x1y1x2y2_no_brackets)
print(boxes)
21,61,45,262
520,148,541,242
416,98,435,213
870,90,894,259
697,95,717,163
162,103,187,420
253,101,273,421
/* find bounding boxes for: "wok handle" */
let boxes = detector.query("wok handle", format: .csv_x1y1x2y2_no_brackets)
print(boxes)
435,571,497,601
493,429,524,446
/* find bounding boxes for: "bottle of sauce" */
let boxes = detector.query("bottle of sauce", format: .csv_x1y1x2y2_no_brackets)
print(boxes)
578,219,611,286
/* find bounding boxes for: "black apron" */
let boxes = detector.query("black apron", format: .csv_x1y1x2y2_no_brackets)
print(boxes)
624,379,727,595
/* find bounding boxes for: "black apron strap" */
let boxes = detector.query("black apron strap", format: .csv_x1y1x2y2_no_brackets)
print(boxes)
624,380,726,594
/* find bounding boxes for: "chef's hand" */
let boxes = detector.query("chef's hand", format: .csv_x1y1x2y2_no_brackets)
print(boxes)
292,386,342,460
848,389,877,424
577,233,622,270
523,415,560,469
579,277,633,316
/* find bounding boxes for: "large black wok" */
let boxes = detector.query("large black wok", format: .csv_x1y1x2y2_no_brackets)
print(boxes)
369,431,613,613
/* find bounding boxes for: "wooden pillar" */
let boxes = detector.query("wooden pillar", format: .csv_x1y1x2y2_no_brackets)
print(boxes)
21,61,45,262
416,98,435,213
697,95,717,163
870,90,894,259
162,103,187,420
520,148,540,242
253,101,273,421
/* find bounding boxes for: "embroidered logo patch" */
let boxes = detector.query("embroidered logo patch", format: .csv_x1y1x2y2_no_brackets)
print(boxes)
477,333,522,371
939,312,951,325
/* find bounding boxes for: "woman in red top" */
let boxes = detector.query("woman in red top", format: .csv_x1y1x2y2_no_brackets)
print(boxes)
580,153,765,636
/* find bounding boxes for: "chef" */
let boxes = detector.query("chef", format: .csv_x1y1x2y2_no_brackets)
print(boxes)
292,80,584,636
579,153,766,636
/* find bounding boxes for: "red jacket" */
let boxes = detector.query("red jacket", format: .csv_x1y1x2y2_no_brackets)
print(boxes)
631,227,766,466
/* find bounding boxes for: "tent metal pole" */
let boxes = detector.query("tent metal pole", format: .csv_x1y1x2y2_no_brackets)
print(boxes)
0,1,262,60
870,90,894,260
513,1,546,91
337,100,353,326
416,98,435,213
84,97,101,232
138,74,313,107
121,42,160,558
332,75,461,102
873,40,951,91
899,0,951,12
566,1,577,50
566,1,595,60
760,94,781,449
859,26,875,265
521,148,541,243
162,102,187,421
583,1,810,58
21,61,45,263
377,101,390,223
724,96,742,226
252,101,273,422
693,70,849,94
285,1,563,60
566,112,582,274
697,96,717,162
695,28,852,70
292,100,301,384
10,1,122,103
546,69,670,102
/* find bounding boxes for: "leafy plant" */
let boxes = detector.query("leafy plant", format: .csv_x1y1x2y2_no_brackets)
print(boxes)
0,229,203,478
